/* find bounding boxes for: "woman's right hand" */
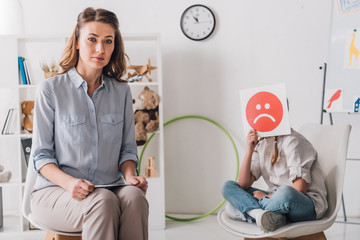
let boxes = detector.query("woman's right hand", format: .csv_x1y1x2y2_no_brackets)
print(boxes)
67,179,95,200
246,129,258,152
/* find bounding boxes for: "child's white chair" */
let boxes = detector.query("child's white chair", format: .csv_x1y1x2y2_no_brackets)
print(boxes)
22,155,82,240
217,123,351,240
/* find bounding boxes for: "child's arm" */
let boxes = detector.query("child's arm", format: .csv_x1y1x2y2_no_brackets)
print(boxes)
238,129,257,189
291,177,308,194
253,178,307,200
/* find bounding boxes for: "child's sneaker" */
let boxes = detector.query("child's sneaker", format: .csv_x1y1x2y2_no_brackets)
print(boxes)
225,203,253,223
256,210,286,232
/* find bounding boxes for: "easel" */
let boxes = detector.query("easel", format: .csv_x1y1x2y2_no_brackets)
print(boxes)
320,63,360,225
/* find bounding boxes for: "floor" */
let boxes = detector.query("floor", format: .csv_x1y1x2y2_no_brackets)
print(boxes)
150,216,360,240
2,216,360,240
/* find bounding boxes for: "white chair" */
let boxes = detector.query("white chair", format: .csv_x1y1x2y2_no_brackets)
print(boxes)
22,155,82,240
217,123,352,240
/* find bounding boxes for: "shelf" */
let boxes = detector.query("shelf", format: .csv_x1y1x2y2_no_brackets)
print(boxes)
18,85,37,89
0,215,21,233
0,133,31,138
19,133,32,138
0,134,18,139
0,181,21,187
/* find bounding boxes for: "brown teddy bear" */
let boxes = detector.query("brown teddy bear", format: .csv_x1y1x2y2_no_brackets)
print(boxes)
21,100,35,133
133,86,159,146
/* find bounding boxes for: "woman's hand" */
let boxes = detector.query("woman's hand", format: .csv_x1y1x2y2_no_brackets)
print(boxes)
126,176,148,194
247,129,258,152
66,178,95,200
39,163,94,201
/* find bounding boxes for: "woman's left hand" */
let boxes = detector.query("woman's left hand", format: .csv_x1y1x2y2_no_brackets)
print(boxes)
126,176,148,193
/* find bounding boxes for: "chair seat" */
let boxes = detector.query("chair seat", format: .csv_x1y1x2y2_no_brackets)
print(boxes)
217,209,334,239
28,213,82,236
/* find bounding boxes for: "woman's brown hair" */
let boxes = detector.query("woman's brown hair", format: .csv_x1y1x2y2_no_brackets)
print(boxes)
59,7,127,82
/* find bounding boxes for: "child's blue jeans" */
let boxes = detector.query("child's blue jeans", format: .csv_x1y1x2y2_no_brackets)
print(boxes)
222,180,316,222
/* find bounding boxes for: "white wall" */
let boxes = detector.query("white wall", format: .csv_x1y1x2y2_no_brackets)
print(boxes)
17,0,360,217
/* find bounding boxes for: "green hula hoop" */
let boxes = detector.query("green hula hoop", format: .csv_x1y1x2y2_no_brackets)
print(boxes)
138,115,239,222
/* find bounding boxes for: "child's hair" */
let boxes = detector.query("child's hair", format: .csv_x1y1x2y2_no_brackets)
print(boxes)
254,136,279,165
270,136,278,165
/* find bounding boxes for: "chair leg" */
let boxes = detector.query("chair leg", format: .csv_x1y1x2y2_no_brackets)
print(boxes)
244,238,281,240
289,231,326,240
244,231,326,240
45,232,82,240
45,232,55,240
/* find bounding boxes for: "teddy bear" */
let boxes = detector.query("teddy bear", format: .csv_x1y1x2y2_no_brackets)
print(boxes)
0,164,12,183
133,86,159,146
21,100,34,133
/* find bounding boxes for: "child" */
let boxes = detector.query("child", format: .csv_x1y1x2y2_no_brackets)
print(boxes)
222,128,327,232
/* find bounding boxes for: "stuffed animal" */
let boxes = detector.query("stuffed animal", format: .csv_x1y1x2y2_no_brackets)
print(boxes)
133,86,159,146
21,100,35,133
0,164,12,183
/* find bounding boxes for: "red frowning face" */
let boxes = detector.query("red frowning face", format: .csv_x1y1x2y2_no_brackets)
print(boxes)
245,91,283,132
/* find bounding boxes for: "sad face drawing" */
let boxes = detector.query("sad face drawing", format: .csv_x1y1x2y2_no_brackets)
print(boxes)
245,91,283,132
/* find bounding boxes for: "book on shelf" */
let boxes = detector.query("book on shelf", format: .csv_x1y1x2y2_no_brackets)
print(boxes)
21,138,32,166
1,108,17,135
0,187,3,229
18,56,27,85
18,56,32,85
23,57,32,85
21,138,32,182
1,109,12,135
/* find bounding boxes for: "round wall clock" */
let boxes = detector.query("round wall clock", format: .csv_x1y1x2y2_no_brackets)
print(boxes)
180,4,216,41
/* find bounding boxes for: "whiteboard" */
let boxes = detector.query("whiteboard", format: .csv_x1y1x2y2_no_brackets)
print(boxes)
327,0,360,111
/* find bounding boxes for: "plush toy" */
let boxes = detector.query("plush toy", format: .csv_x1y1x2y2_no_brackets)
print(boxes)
0,164,12,183
21,100,35,133
133,86,159,146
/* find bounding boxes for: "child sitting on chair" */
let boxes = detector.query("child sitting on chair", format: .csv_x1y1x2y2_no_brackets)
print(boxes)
222,128,328,232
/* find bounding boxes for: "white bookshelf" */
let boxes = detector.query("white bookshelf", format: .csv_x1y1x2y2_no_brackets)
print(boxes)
0,33,165,236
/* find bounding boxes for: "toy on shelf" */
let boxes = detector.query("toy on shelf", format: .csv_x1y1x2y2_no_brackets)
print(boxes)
21,100,34,133
145,157,157,178
0,164,12,183
133,86,159,146
127,58,157,82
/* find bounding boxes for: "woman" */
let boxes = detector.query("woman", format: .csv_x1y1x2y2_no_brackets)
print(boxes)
222,128,327,232
30,7,148,240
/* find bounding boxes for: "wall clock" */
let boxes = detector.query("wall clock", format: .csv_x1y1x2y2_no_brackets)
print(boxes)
180,4,216,41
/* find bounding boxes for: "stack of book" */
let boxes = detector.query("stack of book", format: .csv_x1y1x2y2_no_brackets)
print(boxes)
18,56,32,85
0,187,3,229
1,108,17,135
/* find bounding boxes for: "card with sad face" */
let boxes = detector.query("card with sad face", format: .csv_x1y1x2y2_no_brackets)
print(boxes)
239,84,291,137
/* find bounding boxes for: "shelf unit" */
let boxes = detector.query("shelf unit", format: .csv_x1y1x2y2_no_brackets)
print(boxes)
0,33,165,237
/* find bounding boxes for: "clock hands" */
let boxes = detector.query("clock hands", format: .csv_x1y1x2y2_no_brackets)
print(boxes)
193,16,199,23
192,15,212,24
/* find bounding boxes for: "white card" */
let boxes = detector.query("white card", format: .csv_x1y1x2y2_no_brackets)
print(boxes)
239,84,291,137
